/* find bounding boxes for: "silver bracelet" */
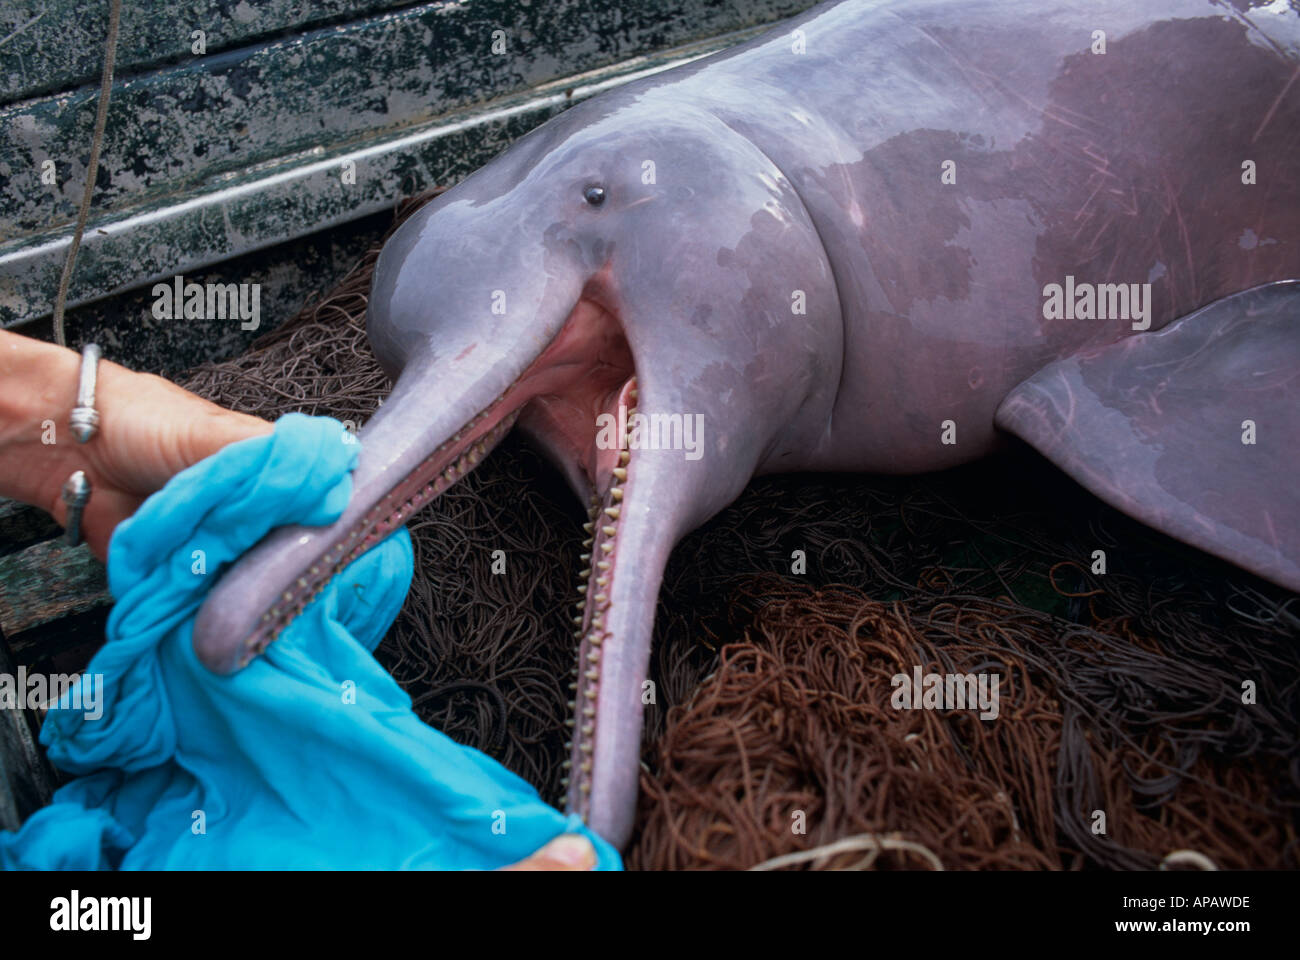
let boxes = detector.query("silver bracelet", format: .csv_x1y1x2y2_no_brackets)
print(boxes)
63,342,101,545
69,342,101,444
62,470,92,547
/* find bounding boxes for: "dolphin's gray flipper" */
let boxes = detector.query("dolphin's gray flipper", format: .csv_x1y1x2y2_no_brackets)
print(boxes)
995,281,1300,592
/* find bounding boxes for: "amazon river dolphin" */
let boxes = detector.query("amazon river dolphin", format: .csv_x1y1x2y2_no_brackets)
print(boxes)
194,0,1300,848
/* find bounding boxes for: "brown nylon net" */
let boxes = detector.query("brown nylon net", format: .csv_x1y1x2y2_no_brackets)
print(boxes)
179,192,1300,870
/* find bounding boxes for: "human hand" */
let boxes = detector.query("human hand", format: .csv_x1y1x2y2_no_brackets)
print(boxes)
0,331,272,560
499,834,597,871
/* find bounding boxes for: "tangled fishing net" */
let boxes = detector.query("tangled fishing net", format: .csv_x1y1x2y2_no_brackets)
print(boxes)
180,192,1300,870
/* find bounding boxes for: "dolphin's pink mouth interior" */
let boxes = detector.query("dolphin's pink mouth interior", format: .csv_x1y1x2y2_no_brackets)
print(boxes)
515,297,637,496
241,289,640,820
244,291,640,726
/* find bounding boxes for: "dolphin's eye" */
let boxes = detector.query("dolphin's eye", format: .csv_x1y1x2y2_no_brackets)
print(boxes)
584,185,606,207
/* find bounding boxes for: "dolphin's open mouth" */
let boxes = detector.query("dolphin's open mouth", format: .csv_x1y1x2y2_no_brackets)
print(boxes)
230,290,641,745
551,375,637,816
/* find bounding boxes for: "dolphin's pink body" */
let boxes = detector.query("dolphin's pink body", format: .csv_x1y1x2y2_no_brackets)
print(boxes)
196,0,1300,847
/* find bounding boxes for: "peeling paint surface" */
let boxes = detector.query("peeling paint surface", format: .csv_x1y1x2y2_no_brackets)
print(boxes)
0,0,813,327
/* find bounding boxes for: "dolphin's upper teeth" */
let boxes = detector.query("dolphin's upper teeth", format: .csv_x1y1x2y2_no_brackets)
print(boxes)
602,525,616,537
597,560,610,571
600,542,614,553
612,467,627,480
583,522,594,533
618,451,630,465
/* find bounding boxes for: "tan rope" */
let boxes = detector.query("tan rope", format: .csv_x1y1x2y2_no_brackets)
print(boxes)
750,833,946,872
51,0,123,347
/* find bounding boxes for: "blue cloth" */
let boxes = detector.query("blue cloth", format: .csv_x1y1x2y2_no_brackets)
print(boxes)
1,413,621,870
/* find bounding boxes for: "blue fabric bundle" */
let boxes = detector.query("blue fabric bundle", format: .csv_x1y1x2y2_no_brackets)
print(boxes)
1,413,621,870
